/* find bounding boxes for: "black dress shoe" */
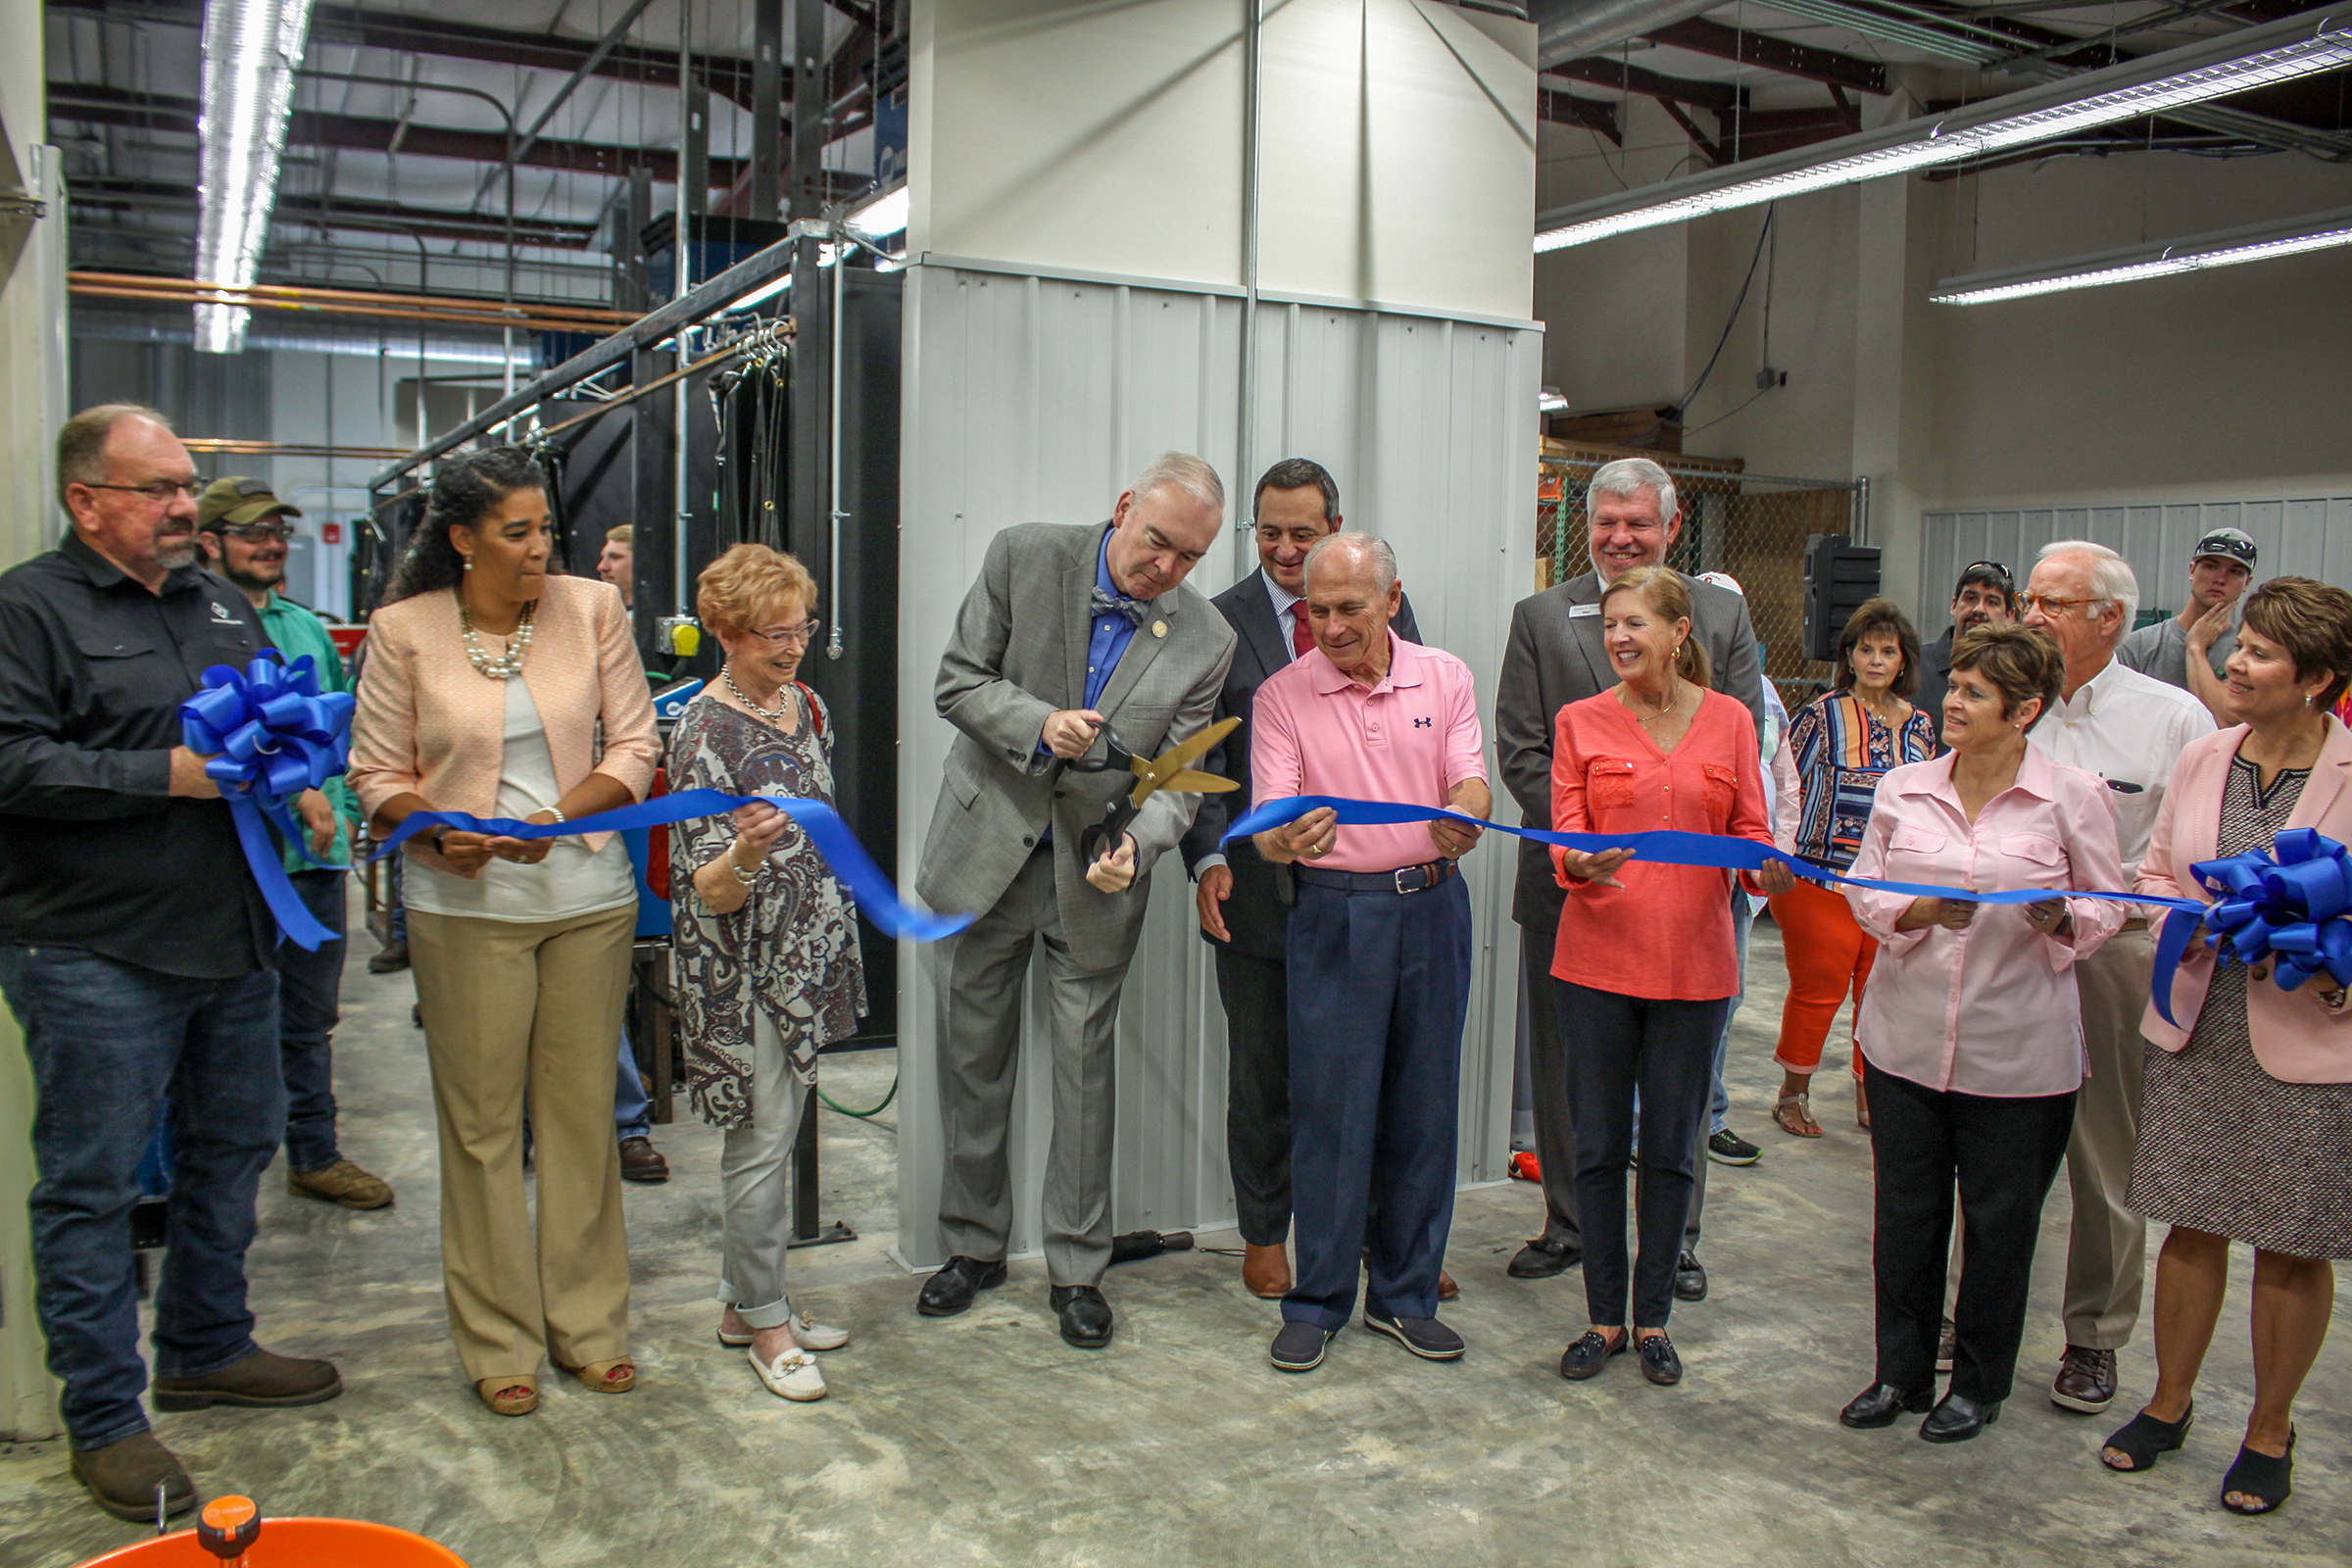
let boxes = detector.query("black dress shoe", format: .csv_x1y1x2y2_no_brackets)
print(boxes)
1841,1382,1936,1429
1507,1235,1581,1279
1674,1250,1708,1302
1050,1284,1114,1348
1636,1331,1683,1386
916,1255,1007,1317
1558,1328,1627,1381
1364,1310,1465,1360
1921,1393,2002,1443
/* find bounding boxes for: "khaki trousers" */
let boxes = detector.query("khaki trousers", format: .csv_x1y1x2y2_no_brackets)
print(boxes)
2062,925,2156,1350
409,904,637,1383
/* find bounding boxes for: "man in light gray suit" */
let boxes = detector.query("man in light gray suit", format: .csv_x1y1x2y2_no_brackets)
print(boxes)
1494,457,1765,1299
914,452,1238,1348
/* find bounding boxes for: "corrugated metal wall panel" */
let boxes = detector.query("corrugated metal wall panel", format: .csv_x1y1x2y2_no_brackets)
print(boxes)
1921,495,2352,616
897,261,1541,1268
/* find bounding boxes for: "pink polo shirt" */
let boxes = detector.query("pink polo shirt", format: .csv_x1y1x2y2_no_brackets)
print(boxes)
1250,633,1487,873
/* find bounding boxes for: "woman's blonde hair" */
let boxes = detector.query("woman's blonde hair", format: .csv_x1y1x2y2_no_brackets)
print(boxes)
1600,564,1713,687
696,543,816,638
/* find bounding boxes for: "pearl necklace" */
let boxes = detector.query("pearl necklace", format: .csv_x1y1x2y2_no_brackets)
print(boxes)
722,664,793,723
459,596,535,680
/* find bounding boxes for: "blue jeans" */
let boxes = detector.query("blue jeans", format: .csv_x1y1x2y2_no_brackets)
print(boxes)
279,869,347,1171
0,946,284,1448
1709,892,1755,1136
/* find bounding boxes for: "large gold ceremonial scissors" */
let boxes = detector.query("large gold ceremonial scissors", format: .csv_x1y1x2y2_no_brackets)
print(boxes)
1075,715,1241,863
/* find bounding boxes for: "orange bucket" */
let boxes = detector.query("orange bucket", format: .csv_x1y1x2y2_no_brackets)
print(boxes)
75,1517,466,1567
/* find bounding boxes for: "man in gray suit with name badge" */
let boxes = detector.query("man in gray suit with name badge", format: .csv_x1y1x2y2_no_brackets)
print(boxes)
915,452,1238,1349
1494,457,1765,1298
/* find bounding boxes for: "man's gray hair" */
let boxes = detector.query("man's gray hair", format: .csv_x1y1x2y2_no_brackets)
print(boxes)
1129,451,1225,514
2037,538,2140,633
58,403,172,511
1588,456,1678,531
1302,531,1397,596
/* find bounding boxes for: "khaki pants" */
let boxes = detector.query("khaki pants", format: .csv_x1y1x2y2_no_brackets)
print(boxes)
2062,925,2157,1350
409,904,637,1383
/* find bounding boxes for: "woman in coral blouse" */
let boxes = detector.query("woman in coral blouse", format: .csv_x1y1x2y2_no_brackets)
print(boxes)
1835,624,2123,1446
1549,565,1777,1390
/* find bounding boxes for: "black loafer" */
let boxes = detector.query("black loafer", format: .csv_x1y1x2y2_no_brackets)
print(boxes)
1637,1331,1683,1386
1921,1393,2002,1443
1050,1284,1114,1348
1270,1321,1336,1372
1507,1235,1582,1279
1674,1251,1708,1302
1558,1329,1627,1381
1364,1310,1465,1360
1841,1382,1936,1429
916,1255,1007,1317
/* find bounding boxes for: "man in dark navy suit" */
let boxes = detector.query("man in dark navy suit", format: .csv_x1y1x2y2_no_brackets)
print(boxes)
1179,460,1426,1300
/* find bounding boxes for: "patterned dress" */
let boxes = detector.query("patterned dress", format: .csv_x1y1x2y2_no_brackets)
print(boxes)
2130,756,2352,1258
1785,689,1940,871
667,690,866,1129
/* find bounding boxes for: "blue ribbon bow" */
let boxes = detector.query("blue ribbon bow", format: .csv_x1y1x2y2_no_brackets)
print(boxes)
2153,828,2352,1023
180,652,357,952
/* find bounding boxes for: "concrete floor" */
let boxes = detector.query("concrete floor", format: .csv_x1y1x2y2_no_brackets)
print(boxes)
4,901,2347,1567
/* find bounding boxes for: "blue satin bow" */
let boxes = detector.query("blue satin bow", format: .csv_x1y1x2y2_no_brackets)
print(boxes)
179,652,357,951
2154,828,2352,1024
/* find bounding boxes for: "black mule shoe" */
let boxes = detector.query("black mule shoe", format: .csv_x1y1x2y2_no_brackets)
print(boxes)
1921,1393,2002,1443
1558,1329,1626,1381
1841,1383,1935,1429
2221,1430,2294,1515
2100,1402,2193,1473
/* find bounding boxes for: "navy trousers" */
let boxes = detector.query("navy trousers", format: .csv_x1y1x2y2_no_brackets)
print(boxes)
1283,873,1473,1332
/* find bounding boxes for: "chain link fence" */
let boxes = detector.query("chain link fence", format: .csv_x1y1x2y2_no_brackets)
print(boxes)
1538,447,1864,713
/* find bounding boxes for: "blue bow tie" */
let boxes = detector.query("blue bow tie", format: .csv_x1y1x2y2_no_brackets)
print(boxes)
1090,586,1149,627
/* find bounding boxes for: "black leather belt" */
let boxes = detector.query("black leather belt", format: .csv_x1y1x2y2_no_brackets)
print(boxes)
1294,859,1457,895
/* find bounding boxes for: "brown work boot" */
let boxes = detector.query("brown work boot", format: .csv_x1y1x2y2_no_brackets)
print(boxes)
153,1348,342,1412
1438,1269,1460,1302
71,1431,195,1522
1242,1243,1291,1299
618,1136,669,1184
2051,1344,2119,1414
288,1158,393,1210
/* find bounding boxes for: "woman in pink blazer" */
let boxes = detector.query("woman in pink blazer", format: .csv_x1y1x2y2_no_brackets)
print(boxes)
349,446,658,1419
2104,577,2352,1516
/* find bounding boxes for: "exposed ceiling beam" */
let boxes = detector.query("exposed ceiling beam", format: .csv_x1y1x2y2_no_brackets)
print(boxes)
1539,84,1625,143
1543,58,1741,109
66,176,603,249
1710,103,1863,162
1640,18,1890,93
1657,97,1725,161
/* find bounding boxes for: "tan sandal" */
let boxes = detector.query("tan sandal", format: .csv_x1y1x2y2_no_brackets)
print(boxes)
558,1358,636,1394
1773,1091,1823,1139
475,1377,538,1416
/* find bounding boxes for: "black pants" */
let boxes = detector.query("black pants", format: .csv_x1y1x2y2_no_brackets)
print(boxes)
1553,980,1727,1330
1213,946,1291,1248
1866,1058,2077,1403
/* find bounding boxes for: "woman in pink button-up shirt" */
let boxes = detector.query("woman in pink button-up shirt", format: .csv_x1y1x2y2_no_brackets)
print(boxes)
1835,624,2124,1445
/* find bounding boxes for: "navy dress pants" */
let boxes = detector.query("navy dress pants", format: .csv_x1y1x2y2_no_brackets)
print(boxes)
1283,873,1473,1333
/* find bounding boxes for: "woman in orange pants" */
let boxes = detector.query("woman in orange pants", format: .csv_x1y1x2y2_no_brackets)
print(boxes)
1770,599,1937,1137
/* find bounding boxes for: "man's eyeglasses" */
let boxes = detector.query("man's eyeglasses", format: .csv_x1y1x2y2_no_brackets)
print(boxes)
2016,593,2104,617
750,619,821,647
84,479,203,505
218,521,297,544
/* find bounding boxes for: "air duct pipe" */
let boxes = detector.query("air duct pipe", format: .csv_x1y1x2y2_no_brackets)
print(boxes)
1528,0,1722,69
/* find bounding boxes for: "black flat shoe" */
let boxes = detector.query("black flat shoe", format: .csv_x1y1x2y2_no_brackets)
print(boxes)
1636,1331,1683,1386
1049,1284,1114,1348
1270,1321,1335,1373
2101,1402,2193,1473
1841,1383,1936,1430
1558,1328,1627,1381
1507,1235,1581,1279
1921,1393,2002,1444
2221,1430,2293,1515
1673,1251,1708,1302
916,1255,1007,1317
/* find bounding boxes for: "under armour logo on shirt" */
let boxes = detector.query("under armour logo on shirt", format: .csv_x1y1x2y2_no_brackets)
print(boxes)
1413,716,1433,728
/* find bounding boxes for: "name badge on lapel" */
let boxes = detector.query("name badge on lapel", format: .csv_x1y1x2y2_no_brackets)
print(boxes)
1569,603,1600,619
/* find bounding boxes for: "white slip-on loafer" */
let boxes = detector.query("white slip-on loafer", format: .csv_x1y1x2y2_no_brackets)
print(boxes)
792,1310,850,1351
750,1344,827,1401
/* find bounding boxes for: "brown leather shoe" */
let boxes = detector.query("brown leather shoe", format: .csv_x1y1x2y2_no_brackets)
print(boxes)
1438,1269,1460,1302
287,1158,394,1210
152,1348,342,1412
2051,1344,2119,1414
1242,1243,1291,1299
71,1431,196,1523
618,1136,669,1184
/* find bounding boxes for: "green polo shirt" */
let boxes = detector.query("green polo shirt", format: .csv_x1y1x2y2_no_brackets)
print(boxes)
256,590,362,871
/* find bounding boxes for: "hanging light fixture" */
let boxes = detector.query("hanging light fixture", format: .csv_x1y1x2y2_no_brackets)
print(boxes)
1931,205,2352,305
195,0,317,354
1533,8,2352,253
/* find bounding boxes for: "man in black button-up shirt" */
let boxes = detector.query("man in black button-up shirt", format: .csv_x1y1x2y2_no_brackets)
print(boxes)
0,406,341,1522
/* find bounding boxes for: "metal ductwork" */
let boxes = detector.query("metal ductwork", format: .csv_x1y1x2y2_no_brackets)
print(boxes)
1529,0,1724,68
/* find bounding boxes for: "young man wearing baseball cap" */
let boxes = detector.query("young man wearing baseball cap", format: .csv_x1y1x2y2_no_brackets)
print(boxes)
2116,527,2255,725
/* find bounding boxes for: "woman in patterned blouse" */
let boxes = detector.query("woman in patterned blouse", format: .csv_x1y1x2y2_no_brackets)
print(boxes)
1768,598,1937,1137
668,545,866,1402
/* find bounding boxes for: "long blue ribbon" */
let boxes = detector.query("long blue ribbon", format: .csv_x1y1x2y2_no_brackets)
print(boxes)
375,789,973,943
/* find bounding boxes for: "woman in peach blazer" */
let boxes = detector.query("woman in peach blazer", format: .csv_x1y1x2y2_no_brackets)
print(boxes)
2104,577,2352,1516
349,446,657,1419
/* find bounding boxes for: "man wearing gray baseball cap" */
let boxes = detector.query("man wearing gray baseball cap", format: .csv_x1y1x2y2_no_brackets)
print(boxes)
2116,527,2255,723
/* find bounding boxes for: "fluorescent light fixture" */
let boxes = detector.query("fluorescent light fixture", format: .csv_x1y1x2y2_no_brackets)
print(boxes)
844,183,908,243
1534,8,2352,253
1931,205,2352,305
1539,387,1571,413
194,0,316,354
